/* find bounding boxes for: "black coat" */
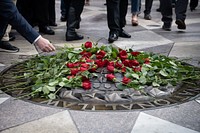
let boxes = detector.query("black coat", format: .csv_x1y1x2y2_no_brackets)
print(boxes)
0,0,39,43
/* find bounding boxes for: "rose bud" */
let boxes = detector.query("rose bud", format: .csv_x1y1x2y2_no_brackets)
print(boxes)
108,61,114,66
80,67,88,72
106,74,116,81
84,41,92,48
66,62,74,68
81,63,90,68
70,68,79,75
89,64,97,72
122,77,131,84
67,75,75,79
121,67,126,73
96,50,106,59
80,50,92,58
122,59,130,67
131,51,140,56
131,60,140,66
119,50,128,60
115,61,123,69
82,81,91,90
95,59,105,68
144,58,150,64
107,65,115,73
133,66,142,72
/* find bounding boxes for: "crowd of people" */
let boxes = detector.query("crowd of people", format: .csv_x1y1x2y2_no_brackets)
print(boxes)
0,0,197,53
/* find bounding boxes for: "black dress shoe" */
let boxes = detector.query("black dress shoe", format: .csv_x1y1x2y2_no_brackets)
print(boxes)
0,41,19,53
156,8,161,12
175,19,186,30
66,32,84,41
162,23,172,31
60,16,67,22
108,32,118,43
119,30,131,38
39,26,55,35
144,14,152,20
49,22,57,27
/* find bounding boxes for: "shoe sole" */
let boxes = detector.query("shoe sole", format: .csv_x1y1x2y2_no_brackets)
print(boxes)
175,20,186,29
0,48,19,53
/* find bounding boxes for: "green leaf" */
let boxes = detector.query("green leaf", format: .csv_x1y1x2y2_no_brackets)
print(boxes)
125,72,132,78
169,61,177,67
46,86,56,92
48,93,56,99
59,82,66,87
139,76,147,84
159,70,168,77
42,86,50,94
48,80,59,86
152,82,160,87
68,53,74,59
116,83,128,90
131,73,139,79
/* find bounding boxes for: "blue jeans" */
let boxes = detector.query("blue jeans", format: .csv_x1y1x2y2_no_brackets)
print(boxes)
131,0,141,15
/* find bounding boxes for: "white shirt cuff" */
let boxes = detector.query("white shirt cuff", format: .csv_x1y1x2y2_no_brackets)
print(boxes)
32,35,41,44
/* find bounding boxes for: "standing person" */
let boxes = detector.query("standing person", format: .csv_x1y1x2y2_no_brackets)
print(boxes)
0,0,56,52
106,0,131,43
131,0,141,26
17,0,55,35
60,0,66,21
64,0,85,41
0,0,19,52
160,0,188,31
143,0,153,20
49,0,57,26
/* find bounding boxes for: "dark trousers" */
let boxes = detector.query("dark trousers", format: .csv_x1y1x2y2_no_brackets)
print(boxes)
144,0,153,15
160,0,188,24
106,0,128,33
17,0,49,27
49,0,56,24
64,0,84,33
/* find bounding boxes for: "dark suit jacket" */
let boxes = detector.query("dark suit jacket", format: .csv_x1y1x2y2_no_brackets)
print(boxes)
0,0,39,44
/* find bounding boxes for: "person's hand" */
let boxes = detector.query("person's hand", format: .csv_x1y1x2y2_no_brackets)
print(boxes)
35,36,56,52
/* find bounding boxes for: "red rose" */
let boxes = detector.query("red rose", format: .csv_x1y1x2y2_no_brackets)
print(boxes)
95,59,105,68
144,58,150,64
67,75,75,79
107,65,115,73
89,64,97,72
82,76,89,81
108,61,114,66
70,68,79,75
82,81,91,90
131,51,140,56
80,67,88,72
106,74,116,81
115,61,123,69
133,66,142,72
123,59,130,67
81,63,90,68
86,58,93,63
84,41,92,48
96,50,106,59
122,77,131,84
66,63,74,68
119,50,127,60
131,60,140,66
80,51,92,58
121,67,126,73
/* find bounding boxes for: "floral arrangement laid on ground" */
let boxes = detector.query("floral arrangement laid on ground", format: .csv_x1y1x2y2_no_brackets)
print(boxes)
1,41,200,100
